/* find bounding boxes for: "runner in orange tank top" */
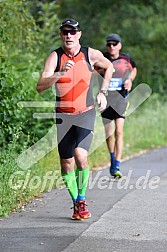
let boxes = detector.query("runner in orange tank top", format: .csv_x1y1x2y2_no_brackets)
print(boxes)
37,18,114,220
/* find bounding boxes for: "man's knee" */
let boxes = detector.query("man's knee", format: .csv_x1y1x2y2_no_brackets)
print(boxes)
60,158,74,173
75,148,88,169
115,129,123,138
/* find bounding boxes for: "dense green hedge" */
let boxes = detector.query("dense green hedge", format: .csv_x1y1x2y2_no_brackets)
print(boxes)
1,0,167,148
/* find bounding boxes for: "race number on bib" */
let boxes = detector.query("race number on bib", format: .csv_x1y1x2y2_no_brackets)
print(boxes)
108,78,123,91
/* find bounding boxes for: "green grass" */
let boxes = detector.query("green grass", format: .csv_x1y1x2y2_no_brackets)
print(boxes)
0,94,167,216
89,93,167,167
124,93,167,155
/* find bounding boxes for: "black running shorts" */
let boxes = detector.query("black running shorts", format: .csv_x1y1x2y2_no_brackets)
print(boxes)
101,91,128,124
56,109,96,159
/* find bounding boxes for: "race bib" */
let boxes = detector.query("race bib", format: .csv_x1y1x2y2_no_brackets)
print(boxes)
108,78,123,91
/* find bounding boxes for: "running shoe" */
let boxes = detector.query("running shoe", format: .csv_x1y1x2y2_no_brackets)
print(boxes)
110,166,122,178
77,200,91,219
71,202,81,220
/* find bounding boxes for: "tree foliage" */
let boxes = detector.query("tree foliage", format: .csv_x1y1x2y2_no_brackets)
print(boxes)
0,0,59,147
0,0,166,148
58,0,167,93
0,0,38,146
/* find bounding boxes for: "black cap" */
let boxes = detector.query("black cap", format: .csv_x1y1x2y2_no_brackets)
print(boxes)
60,18,80,30
106,33,121,42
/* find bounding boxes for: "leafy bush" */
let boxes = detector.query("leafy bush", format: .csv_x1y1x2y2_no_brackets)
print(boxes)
0,0,60,147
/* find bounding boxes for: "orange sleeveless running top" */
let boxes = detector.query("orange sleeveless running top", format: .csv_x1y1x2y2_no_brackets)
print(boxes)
54,46,94,113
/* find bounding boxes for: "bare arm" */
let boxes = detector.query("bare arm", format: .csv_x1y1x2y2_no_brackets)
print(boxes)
89,48,114,90
124,67,137,91
37,51,65,93
89,48,114,111
130,67,137,82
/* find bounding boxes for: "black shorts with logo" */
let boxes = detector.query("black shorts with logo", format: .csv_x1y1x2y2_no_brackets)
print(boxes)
56,108,96,159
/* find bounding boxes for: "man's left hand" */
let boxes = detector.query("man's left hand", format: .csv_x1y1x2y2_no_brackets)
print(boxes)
124,79,132,91
97,93,107,112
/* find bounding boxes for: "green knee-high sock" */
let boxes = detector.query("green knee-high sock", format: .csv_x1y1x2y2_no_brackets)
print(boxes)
76,166,90,201
61,170,78,203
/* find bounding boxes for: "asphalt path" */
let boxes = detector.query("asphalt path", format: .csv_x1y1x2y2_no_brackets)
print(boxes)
0,147,167,252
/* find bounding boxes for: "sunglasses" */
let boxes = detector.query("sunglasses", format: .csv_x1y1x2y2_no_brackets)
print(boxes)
61,30,78,35
107,41,119,47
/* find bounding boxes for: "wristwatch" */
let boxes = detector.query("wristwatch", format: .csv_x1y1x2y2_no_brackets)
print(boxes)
99,89,108,96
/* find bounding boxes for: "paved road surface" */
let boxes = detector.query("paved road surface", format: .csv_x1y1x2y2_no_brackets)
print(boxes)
0,147,167,252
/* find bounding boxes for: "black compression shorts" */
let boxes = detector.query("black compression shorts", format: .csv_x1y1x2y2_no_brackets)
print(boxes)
101,91,128,124
101,106,126,125
56,108,96,159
